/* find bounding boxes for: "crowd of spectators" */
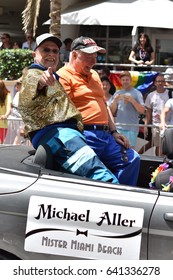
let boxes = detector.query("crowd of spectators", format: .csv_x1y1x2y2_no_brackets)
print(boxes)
0,31,173,158
0,32,36,50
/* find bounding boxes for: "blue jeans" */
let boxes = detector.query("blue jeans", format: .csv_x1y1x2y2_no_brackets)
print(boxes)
83,130,140,186
37,127,119,184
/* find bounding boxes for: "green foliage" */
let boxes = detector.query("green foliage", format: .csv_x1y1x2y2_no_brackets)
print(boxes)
0,49,34,80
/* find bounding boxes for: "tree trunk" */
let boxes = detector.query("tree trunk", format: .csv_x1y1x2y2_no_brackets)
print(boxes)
49,0,61,37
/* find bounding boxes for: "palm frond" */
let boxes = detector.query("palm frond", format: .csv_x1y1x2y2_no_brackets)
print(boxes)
22,0,42,36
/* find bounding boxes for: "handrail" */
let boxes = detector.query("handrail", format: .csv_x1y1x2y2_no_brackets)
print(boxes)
95,63,173,72
115,123,173,128
1,118,172,155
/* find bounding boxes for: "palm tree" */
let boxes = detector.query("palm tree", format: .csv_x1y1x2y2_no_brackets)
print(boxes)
22,0,61,37
49,0,61,37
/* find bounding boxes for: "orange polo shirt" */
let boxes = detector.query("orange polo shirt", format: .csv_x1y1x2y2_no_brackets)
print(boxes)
57,66,109,125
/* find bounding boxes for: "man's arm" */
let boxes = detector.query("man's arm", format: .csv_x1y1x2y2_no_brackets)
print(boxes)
109,94,119,116
143,107,152,136
160,106,170,130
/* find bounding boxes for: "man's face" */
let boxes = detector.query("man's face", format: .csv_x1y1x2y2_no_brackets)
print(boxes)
74,50,97,75
33,41,60,71
26,33,34,42
155,76,165,91
121,76,131,89
1,34,10,44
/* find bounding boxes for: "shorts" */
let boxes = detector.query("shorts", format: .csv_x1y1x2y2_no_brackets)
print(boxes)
117,129,138,147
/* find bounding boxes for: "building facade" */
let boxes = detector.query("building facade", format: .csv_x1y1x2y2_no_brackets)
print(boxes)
60,0,173,66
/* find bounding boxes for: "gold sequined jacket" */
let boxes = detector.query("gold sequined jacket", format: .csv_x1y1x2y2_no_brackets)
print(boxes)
19,67,83,137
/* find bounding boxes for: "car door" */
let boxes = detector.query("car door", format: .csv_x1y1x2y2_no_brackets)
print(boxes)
20,175,159,260
148,191,173,259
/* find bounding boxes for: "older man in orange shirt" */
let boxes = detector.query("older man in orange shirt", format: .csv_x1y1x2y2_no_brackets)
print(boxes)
57,36,140,186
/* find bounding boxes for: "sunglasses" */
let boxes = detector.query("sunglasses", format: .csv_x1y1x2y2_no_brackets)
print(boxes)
42,48,59,54
1,37,6,40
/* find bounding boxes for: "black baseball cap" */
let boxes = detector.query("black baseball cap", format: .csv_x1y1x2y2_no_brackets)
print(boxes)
71,36,106,54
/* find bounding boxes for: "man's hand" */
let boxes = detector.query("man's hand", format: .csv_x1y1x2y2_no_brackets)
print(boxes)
38,67,56,89
124,95,133,104
112,131,130,149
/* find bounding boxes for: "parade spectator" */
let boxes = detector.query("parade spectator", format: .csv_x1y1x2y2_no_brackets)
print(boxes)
129,33,155,71
19,33,119,183
160,98,173,131
58,36,140,186
99,66,116,95
60,38,73,62
145,74,171,156
13,41,22,49
11,78,23,117
101,76,115,106
0,80,12,143
164,67,173,89
99,66,111,78
9,78,25,145
110,71,145,149
0,33,12,49
22,32,36,50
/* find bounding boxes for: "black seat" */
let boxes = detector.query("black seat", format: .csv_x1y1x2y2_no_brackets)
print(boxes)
162,128,173,160
33,144,54,169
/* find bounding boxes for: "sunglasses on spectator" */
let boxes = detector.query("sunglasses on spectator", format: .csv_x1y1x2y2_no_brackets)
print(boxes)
42,48,59,54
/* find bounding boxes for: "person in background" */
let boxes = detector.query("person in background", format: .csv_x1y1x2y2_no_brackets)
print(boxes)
22,32,36,50
60,38,73,62
58,36,140,186
110,71,145,149
99,66,111,78
13,41,22,49
0,33,12,49
129,33,155,71
160,98,173,131
8,78,25,145
101,76,115,106
12,78,23,117
145,74,171,156
164,67,173,89
0,80,12,143
99,66,116,95
19,33,119,184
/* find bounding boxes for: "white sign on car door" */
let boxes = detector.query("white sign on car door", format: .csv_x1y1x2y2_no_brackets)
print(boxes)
25,196,144,259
